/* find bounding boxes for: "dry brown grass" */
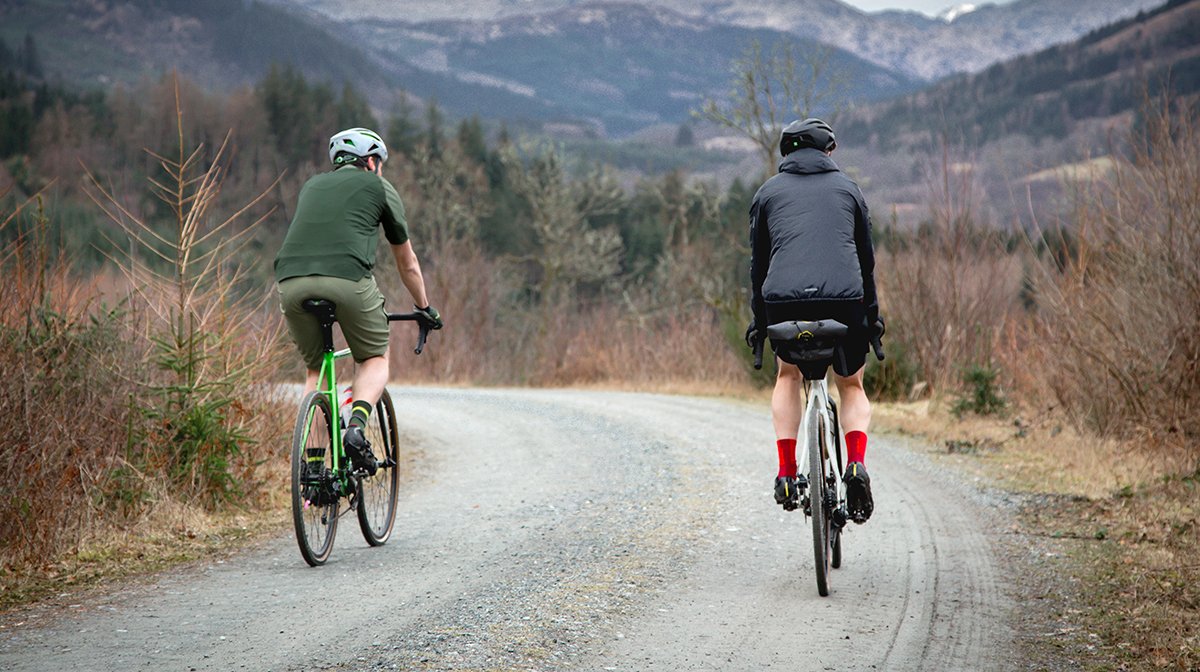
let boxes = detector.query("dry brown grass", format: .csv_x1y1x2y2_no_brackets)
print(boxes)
1022,473,1200,672
1,85,290,603
874,397,1192,498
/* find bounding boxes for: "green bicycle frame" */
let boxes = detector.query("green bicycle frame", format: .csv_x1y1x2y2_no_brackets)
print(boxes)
302,345,354,475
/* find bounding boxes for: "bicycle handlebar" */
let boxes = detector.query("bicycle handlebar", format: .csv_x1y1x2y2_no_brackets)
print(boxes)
871,335,885,362
753,339,764,370
386,312,435,355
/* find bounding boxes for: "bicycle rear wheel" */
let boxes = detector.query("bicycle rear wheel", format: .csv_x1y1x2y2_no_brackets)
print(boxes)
291,391,339,566
357,389,399,546
829,398,844,570
810,412,832,596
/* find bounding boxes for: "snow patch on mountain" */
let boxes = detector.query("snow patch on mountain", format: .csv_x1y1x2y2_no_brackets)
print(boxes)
937,3,979,23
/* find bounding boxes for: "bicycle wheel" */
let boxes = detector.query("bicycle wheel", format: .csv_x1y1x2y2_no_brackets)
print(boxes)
357,389,399,546
291,391,339,566
810,411,832,596
829,399,844,570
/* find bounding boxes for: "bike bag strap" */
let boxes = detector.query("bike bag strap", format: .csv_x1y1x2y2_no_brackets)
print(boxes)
766,319,851,375
765,319,849,343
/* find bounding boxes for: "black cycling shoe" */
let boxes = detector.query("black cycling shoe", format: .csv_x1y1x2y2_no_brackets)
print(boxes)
774,476,801,511
342,425,378,476
844,462,874,524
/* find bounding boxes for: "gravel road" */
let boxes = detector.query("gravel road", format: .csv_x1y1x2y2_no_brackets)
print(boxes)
0,388,1017,671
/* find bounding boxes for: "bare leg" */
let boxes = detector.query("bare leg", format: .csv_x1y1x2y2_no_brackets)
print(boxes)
772,359,804,440
303,369,320,396
832,365,871,434
350,351,390,407
835,364,874,522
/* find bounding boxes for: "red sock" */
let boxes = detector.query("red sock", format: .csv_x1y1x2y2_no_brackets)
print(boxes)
846,431,867,465
777,439,797,478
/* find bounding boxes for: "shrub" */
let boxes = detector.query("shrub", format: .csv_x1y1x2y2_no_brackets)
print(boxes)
951,364,1007,417
1029,97,1200,449
864,339,920,401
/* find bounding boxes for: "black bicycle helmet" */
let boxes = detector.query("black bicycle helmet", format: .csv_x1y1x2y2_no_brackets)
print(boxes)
779,118,836,157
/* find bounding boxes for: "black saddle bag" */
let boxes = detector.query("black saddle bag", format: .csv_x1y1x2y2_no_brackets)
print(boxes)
766,319,850,377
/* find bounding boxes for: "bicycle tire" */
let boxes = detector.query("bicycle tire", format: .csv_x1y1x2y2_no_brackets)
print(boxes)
811,411,832,596
357,389,399,546
291,391,339,566
829,398,844,570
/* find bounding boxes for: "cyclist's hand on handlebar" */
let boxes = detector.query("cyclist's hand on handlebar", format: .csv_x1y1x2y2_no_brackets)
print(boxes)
869,315,886,361
414,304,443,330
744,319,760,349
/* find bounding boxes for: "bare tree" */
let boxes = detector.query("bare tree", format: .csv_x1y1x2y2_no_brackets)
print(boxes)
699,40,847,175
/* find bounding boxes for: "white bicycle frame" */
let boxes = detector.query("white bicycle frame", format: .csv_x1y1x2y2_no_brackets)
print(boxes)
798,378,845,512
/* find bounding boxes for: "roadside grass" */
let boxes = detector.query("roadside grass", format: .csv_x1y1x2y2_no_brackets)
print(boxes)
0,485,288,614
874,399,1200,671
0,393,433,618
1023,472,1200,671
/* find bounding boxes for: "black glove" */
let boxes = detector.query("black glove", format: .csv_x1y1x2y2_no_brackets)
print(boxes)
414,304,443,330
869,316,886,361
744,319,760,349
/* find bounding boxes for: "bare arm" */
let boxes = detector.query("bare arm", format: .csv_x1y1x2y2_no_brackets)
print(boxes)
391,240,430,308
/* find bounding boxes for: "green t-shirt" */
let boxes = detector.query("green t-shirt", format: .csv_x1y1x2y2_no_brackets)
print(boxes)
273,166,409,282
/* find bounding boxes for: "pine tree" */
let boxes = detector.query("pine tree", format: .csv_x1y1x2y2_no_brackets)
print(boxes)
385,93,420,158
425,99,443,157
20,33,42,79
457,116,487,165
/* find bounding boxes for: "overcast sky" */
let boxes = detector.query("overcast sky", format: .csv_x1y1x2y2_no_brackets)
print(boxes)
840,0,1017,17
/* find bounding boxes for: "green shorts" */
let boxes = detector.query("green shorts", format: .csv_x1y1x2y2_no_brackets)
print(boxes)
277,275,389,370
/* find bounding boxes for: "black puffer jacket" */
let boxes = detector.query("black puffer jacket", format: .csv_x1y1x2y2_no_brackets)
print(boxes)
749,148,878,329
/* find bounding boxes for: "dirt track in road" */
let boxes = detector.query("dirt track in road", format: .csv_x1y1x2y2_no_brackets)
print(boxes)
0,388,1019,671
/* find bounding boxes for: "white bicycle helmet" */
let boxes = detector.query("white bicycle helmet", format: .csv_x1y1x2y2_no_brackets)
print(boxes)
328,127,388,166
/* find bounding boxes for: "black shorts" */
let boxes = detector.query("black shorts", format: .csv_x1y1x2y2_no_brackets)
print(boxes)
765,302,869,377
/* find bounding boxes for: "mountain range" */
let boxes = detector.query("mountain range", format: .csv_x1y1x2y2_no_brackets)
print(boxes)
840,0,1200,150
273,0,1166,80
1,0,1173,137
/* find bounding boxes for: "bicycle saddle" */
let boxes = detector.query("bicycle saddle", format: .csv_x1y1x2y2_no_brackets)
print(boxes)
301,299,337,323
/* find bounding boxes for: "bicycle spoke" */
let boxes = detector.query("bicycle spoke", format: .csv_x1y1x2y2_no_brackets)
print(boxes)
357,390,399,546
291,392,339,566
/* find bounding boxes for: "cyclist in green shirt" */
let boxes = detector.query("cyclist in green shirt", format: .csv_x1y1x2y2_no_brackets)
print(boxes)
275,127,442,474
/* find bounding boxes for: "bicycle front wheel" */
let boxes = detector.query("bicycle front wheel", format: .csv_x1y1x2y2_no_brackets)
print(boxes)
291,391,339,566
357,389,399,546
810,412,832,596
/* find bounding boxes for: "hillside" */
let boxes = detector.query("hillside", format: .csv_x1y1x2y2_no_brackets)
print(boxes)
275,0,1166,80
0,0,919,137
0,0,397,94
348,2,920,135
839,0,1200,151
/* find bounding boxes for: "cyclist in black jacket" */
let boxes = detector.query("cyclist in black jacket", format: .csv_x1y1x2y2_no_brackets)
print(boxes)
746,118,884,523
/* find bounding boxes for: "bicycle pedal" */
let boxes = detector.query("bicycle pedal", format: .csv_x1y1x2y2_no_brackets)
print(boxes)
831,507,848,530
